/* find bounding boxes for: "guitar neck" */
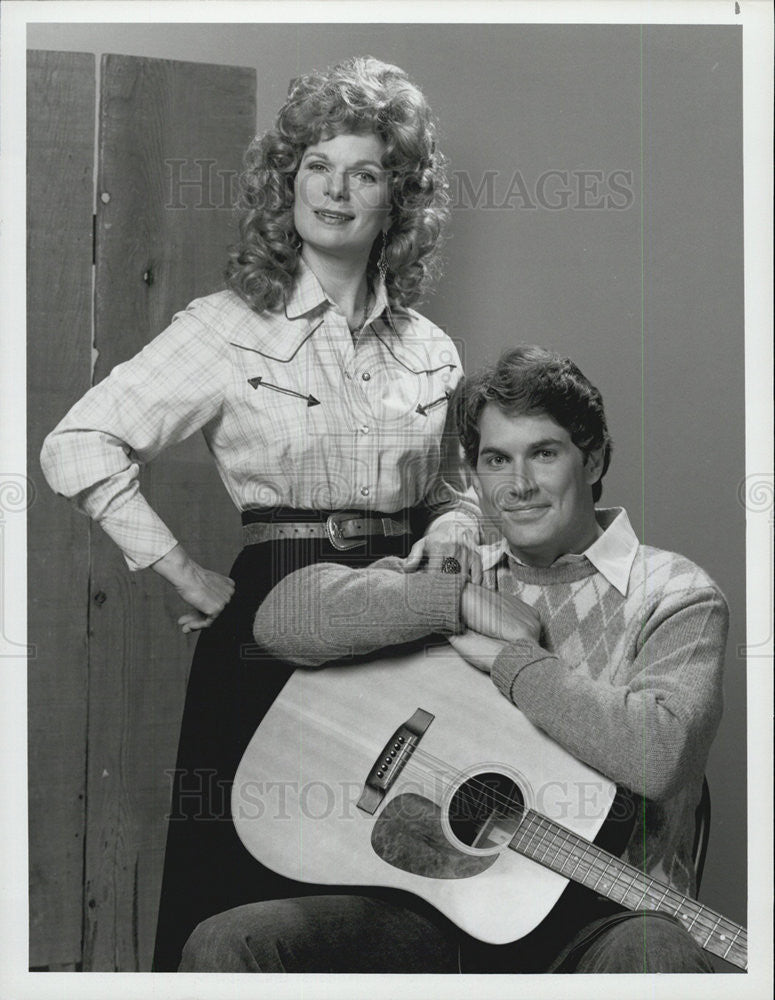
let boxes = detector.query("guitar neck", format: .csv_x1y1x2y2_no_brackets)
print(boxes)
509,809,747,971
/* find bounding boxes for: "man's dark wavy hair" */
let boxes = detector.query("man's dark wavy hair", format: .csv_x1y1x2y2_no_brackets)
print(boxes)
226,56,449,313
451,345,613,502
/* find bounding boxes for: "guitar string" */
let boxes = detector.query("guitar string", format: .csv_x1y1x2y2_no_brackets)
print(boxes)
388,742,746,955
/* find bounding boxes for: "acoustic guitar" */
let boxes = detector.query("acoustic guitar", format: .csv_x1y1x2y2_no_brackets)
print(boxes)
233,646,747,971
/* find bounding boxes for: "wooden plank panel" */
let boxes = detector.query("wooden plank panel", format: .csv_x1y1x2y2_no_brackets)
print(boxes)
26,49,95,968
86,55,255,971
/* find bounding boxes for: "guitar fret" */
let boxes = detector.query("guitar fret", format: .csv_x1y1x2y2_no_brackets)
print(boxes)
511,815,532,854
510,815,533,853
555,850,576,876
703,914,722,948
591,854,614,892
625,866,654,901
522,816,543,856
544,830,599,885
566,852,585,880
682,901,702,933
564,846,595,883
543,827,577,873
589,852,645,904
722,926,741,960
537,815,581,867
514,815,547,862
619,867,643,906
632,875,659,910
713,916,743,944
653,882,672,911
666,893,683,917
539,825,562,863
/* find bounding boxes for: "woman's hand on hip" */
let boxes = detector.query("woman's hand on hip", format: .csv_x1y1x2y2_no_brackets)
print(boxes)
402,518,483,583
151,544,235,633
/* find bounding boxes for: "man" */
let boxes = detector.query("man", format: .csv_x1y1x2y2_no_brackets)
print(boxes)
179,346,728,974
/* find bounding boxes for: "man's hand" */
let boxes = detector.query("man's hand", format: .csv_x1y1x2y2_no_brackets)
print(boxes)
461,583,541,644
448,630,508,674
152,544,235,633
402,519,483,583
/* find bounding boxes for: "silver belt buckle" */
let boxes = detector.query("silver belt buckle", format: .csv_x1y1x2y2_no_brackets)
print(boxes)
325,511,366,550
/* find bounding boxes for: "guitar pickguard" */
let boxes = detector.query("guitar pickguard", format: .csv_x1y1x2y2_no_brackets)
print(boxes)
371,793,497,879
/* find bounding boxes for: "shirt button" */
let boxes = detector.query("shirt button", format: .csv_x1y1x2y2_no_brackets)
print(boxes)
361,371,371,381
360,487,370,497
360,425,370,434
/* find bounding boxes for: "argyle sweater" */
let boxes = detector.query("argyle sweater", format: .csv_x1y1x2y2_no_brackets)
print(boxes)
254,546,728,897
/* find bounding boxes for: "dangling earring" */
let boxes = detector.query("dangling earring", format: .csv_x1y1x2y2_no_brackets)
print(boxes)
377,231,389,285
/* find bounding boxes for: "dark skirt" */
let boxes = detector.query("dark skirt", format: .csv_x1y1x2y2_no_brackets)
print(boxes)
152,525,420,971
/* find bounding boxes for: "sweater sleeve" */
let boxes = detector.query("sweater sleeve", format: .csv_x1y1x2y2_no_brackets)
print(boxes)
40,311,226,570
253,557,466,667
490,585,728,801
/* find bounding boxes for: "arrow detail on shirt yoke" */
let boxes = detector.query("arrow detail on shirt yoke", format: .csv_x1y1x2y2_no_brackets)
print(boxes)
248,376,321,407
416,392,450,417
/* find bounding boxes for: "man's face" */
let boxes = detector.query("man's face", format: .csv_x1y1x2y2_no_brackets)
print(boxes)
472,405,603,567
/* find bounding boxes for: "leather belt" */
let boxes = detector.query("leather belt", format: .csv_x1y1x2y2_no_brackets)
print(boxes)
242,511,412,551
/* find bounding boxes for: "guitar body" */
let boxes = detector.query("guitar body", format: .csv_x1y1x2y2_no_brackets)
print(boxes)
233,646,616,945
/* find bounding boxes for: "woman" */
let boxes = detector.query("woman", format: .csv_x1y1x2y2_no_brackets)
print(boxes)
41,56,479,970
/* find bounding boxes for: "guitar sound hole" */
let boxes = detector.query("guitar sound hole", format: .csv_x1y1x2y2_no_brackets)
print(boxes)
448,771,525,850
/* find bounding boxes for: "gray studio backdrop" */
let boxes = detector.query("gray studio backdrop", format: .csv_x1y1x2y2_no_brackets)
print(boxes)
28,21,746,948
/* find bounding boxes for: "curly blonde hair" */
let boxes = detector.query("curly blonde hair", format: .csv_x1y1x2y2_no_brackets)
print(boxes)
225,56,450,312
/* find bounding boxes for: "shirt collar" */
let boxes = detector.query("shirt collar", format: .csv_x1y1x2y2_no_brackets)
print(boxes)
480,507,640,596
285,257,393,327
229,259,421,364
579,508,640,594
284,258,329,319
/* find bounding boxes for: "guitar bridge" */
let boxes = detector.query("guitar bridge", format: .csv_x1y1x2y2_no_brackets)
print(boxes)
356,708,434,815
